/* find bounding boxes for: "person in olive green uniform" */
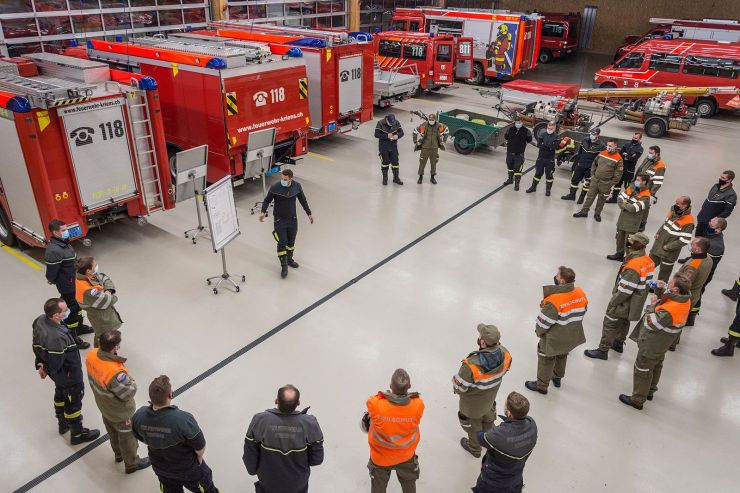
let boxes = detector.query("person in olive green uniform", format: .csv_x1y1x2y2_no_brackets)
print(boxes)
413,113,449,185
672,237,713,347
76,257,122,348
585,233,655,360
650,197,695,282
573,139,624,222
620,275,692,410
525,266,588,394
634,145,667,230
607,174,652,261
453,324,512,458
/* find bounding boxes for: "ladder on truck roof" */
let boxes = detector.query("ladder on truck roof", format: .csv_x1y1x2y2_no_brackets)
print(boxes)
166,32,272,62
105,80,165,216
210,20,351,46
131,36,249,68
0,71,95,108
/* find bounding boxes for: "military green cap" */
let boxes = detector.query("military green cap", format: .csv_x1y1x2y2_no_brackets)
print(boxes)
477,323,501,345
628,232,650,247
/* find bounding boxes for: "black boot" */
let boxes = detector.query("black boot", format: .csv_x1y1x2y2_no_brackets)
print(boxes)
584,348,608,360
279,256,288,278
573,210,588,218
417,175,423,184
722,282,740,302
545,182,552,197
514,175,521,191
503,171,514,186
720,336,740,347
381,168,388,186
392,169,403,185
70,422,100,445
677,256,690,265
77,324,94,335
605,189,619,203
612,340,625,353
525,181,538,193
638,222,646,232
430,174,437,185
74,336,90,350
561,188,577,201
685,311,697,327
712,337,737,357
287,251,299,269
606,252,625,261
576,190,587,204
57,414,69,435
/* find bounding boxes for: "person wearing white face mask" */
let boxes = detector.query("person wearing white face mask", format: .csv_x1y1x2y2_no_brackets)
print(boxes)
32,298,101,444
502,117,532,191
75,256,122,348
525,121,561,196
633,145,667,231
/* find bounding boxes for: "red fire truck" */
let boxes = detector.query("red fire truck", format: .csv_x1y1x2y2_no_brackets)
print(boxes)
594,39,740,117
375,31,473,91
81,37,311,184
203,21,375,139
537,12,580,64
0,53,174,248
389,7,541,84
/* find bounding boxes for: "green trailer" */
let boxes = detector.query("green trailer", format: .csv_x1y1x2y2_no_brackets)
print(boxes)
439,109,513,155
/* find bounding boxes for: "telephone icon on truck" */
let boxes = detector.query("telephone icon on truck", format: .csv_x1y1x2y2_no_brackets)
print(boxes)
69,127,94,147
253,91,268,107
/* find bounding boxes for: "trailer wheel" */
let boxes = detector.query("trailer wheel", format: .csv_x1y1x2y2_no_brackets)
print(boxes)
0,206,15,247
467,62,484,85
538,49,552,64
694,98,717,118
644,117,667,138
532,121,549,141
453,130,477,155
599,82,617,89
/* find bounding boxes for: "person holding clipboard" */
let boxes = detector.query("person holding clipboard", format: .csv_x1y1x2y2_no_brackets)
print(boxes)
259,169,314,279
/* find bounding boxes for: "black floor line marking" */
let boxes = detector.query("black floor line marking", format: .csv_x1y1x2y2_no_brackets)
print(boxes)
14,164,535,493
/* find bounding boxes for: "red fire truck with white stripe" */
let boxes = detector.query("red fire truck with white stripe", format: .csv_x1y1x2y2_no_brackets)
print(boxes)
594,39,740,117
79,36,311,184
200,21,375,139
374,31,473,91
0,53,174,248
389,7,542,84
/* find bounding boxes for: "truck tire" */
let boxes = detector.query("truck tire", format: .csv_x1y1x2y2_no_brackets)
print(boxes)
644,117,667,138
467,62,484,85
453,129,477,155
0,206,16,247
694,98,717,118
532,121,549,141
538,49,552,64
599,81,617,89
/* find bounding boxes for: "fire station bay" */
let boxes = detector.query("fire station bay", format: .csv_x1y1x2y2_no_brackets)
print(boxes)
2,1,740,492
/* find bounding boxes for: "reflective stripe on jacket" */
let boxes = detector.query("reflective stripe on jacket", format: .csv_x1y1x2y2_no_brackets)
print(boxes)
607,253,655,321
366,392,424,467
651,208,695,261
630,294,691,358
617,186,651,232
636,157,666,195
535,283,588,357
85,348,137,422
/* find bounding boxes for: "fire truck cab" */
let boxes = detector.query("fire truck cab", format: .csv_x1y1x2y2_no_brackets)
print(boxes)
375,31,473,90
0,53,174,248
595,39,740,117
537,12,580,64
389,7,542,84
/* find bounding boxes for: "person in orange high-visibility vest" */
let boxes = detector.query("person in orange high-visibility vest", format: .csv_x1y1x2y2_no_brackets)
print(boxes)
620,275,692,409
607,173,652,262
453,324,511,458
362,368,425,493
75,256,122,348
525,266,588,394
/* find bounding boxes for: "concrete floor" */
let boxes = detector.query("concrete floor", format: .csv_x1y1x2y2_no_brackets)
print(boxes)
3,54,739,492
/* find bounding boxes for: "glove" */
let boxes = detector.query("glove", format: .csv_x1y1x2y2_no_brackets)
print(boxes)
650,196,658,205
360,412,370,433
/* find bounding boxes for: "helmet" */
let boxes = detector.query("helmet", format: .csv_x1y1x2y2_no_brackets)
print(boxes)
499,24,509,35
559,136,574,149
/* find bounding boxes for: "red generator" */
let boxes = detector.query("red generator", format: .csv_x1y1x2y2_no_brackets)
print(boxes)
0,53,174,248
202,21,375,138
83,37,311,184
374,31,474,90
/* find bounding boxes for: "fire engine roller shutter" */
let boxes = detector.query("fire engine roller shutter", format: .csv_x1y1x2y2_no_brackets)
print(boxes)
303,51,323,128
59,97,138,211
338,55,363,116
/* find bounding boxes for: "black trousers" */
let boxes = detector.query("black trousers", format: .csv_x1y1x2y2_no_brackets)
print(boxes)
379,148,400,169
617,160,637,190
59,291,83,330
255,481,308,493
694,256,721,313
158,462,219,493
569,165,591,192
273,217,298,258
533,158,555,183
53,382,84,425
506,153,525,175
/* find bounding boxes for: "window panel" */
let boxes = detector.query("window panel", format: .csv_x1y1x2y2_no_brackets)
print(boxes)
683,56,740,79
158,0,183,5
68,1,102,9
402,42,426,60
182,0,205,4
2,19,39,39
129,0,157,6
614,52,644,70
38,16,73,36
99,0,130,7
331,15,345,28
131,11,157,29
183,8,206,24
103,13,132,31
159,10,183,26
267,3,284,18
34,0,68,12
1,0,34,14
378,39,401,57
72,14,103,33
8,42,42,57
436,44,452,61
542,22,565,38
648,52,682,73
302,2,316,15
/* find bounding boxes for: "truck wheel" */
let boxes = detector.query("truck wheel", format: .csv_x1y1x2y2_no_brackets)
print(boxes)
599,82,617,89
532,121,548,140
694,98,717,118
467,62,484,85
644,117,667,138
453,130,477,155
538,49,552,64
0,206,16,247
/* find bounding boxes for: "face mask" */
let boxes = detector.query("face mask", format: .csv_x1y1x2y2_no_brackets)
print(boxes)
280,179,289,187
589,134,597,141
93,264,99,274
514,122,522,129
429,119,436,125
607,146,616,153
672,205,683,214
718,178,727,187
553,276,559,285
62,308,70,320
546,129,554,134
60,230,70,241
633,181,642,189
632,138,639,143
648,152,656,160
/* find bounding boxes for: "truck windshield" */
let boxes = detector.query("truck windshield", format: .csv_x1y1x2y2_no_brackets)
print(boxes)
436,44,452,62
543,22,565,38
403,43,427,60
392,21,407,31
378,40,402,58
614,52,644,69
